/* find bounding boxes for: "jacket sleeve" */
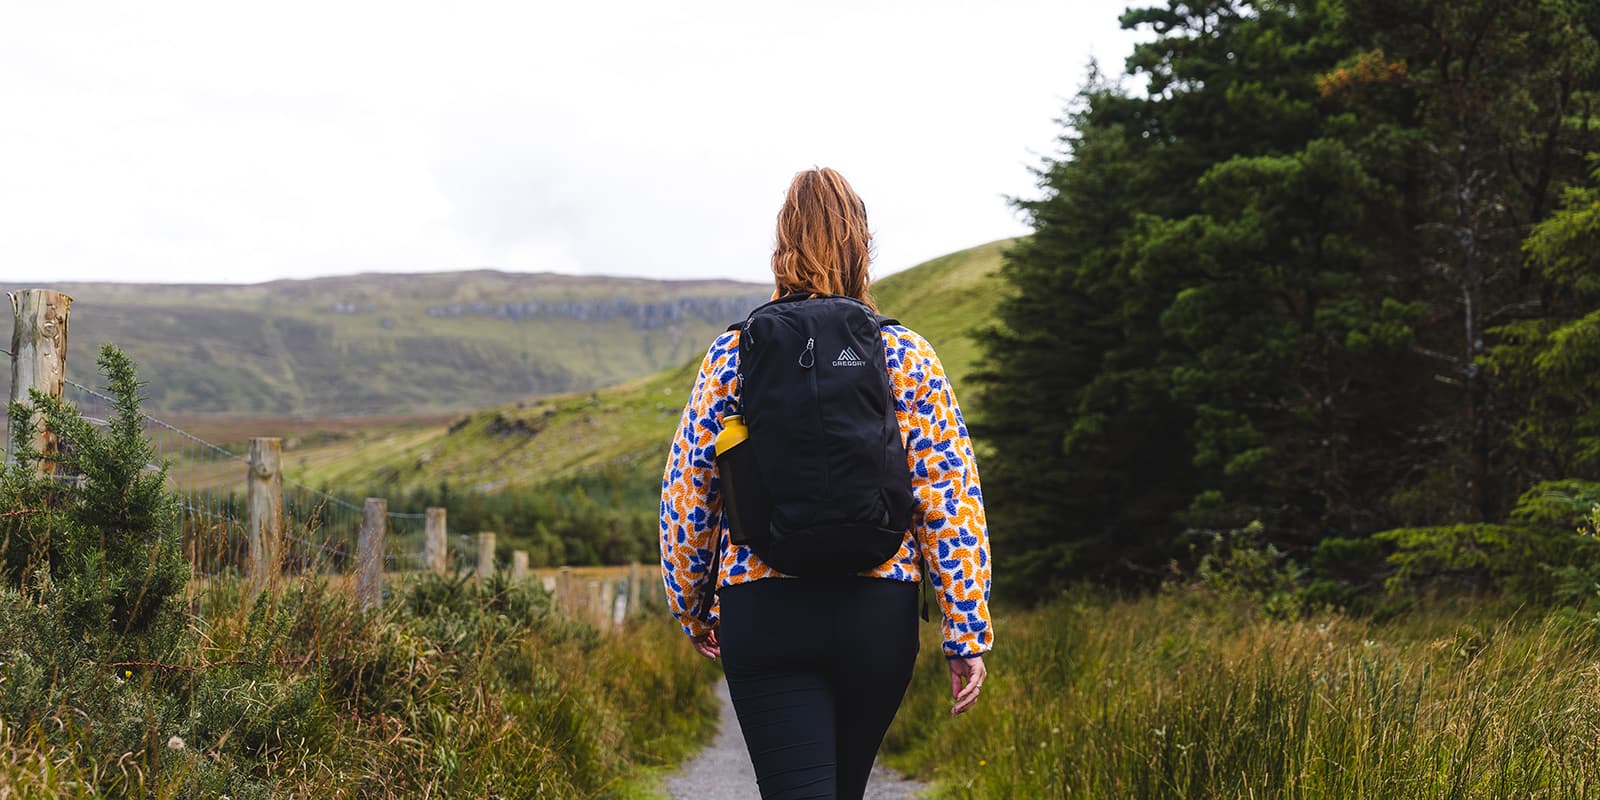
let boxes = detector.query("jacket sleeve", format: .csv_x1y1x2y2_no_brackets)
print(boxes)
902,337,993,658
659,338,736,641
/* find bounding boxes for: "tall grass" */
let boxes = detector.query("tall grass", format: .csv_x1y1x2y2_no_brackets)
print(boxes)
883,591,1600,799
0,573,718,799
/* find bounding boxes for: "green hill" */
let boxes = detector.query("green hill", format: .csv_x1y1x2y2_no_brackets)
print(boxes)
5,272,768,416
871,237,1012,386
283,239,1015,495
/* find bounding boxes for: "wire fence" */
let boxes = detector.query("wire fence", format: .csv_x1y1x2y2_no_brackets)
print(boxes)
2,332,658,631
2,344,438,579
380,511,479,573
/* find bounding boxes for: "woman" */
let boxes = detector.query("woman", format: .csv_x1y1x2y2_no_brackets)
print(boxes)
659,167,992,800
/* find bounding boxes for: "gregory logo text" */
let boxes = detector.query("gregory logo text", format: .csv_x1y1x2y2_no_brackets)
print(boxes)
833,347,866,367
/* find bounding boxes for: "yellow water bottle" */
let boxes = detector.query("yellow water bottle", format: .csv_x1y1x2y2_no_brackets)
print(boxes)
715,414,748,458
715,413,763,545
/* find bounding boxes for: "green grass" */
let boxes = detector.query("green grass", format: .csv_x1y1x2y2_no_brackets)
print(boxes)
882,592,1600,799
279,239,1015,496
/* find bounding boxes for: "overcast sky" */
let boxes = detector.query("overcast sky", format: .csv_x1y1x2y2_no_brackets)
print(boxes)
2,2,1142,286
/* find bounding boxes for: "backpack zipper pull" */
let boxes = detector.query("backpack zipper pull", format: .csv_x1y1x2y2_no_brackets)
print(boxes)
798,337,815,368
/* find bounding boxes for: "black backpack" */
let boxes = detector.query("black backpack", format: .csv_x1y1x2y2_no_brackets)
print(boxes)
718,294,916,577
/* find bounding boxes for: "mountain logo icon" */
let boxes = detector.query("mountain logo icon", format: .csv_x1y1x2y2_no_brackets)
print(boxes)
833,347,866,367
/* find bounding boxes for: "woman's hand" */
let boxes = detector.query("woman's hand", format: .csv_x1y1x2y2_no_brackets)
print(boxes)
948,655,987,715
692,629,721,660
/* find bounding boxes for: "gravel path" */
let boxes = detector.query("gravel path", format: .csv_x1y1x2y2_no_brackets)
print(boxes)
665,681,929,800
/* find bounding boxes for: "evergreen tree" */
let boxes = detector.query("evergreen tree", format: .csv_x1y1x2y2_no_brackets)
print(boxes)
1141,137,1423,539
1340,0,1600,522
1493,159,1600,482
976,81,1190,596
980,0,1600,601
980,0,1359,598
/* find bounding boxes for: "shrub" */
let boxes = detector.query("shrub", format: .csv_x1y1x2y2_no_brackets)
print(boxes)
2,344,187,649
0,345,272,797
1181,521,1306,618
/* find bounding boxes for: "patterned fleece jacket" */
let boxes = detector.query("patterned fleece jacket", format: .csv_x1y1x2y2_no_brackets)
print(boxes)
658,325,992,658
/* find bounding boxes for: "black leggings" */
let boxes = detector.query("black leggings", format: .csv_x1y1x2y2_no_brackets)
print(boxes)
717,576,920,800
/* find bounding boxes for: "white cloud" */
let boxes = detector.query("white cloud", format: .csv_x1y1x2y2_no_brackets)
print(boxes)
0,0,1142,285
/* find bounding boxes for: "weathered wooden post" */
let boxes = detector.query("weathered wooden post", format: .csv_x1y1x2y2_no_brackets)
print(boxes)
557,565,572,612
628,562,641,617
511,550,529,581
424,507,448,574
7,290,71,470
246,437,284,591
612,580,628,629
589,580,605,629
476,532,495,579
357,498,386,611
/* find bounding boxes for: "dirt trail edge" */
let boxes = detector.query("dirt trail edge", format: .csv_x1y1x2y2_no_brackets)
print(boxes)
665,680,929,800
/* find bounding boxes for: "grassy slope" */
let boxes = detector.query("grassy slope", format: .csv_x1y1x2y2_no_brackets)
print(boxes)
871,237,1013,387
283,239,1015,495
285,361,701,493
6,271,767,416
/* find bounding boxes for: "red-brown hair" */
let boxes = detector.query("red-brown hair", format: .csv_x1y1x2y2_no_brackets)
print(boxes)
771,167,877,311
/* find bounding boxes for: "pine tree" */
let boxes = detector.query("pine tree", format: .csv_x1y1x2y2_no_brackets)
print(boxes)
979,0,1600,600
975,85,1189,596
1493,159,1600,482
1341,0,1600,522
979,0,1360,598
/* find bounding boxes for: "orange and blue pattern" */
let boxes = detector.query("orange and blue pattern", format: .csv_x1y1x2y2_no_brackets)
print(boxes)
659,326,993,658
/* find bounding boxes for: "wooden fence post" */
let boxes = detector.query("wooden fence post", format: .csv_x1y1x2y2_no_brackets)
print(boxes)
477,532,495,579
628,562,641,617
511,550,528,581
246,437,284,592
357,498,386,611
589,580,604,629
557,565,572,611
612,580,628,628
7,290,71,471
424,507,447,574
